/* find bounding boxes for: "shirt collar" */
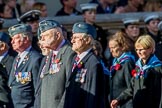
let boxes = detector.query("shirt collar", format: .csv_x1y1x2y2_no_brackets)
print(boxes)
56,39,66,51
77,48,92,63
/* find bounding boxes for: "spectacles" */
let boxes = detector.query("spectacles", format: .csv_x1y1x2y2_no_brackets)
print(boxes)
135,48,147,52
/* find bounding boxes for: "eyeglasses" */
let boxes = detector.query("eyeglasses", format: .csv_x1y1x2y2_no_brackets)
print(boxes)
135,48,147,52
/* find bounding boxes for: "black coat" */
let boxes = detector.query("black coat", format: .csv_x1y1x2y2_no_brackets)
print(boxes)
64,50,105,108
109,59,135,108
117,57,162,108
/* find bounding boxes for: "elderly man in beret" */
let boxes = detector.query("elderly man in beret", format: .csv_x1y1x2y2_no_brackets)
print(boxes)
8,24,42,108
37,19,75,108
19,10,41,53
0,32,16,108
63,22,105,108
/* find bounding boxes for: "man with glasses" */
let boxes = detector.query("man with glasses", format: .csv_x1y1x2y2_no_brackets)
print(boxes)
63,22,105,108
38,19,75,108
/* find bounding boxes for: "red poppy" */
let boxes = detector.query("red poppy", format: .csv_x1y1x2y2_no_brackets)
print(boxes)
131,69,137,77
77,62,83,68
115,64,121,70
55,59,60,64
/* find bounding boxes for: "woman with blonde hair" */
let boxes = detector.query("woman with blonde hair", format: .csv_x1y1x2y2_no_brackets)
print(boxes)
111,35,162,108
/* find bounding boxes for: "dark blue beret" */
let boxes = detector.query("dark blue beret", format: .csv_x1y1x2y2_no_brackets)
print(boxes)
0,32,10,44
20,10,41,23
72,22,97,39
39,19,61,33
8,24,32,36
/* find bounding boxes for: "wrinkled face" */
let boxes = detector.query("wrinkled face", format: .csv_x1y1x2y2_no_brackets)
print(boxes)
26,20,39,34
71,33,89,54
125,24,140,41
65,0,77,8
40,29,58,50
83,10,96,24
11,34,25,52
147,19,160,34
135,44,153,63
109,40,123,58
38,40,51,55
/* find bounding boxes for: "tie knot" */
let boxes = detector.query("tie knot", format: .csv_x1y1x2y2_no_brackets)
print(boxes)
75,56,80,62
16,56,20,61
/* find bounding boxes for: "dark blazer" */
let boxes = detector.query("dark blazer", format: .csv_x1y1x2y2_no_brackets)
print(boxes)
0,49,16,108
63,50,105,108
0,63,10,107
1,49,17,77
40,42,75,108
117,61,162,108
109,59,135,108
8,48,42,108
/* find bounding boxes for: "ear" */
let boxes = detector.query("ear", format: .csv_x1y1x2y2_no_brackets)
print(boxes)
85,36,92,45
0,42,6,50
151,48,155,54
55,31,61,40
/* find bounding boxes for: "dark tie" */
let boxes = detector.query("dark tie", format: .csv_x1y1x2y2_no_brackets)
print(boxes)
14,56,20,70
72,56,80,72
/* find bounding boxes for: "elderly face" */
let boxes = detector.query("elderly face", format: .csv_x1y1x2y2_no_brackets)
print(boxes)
71,33,91,54
83,10,96,24
135,44,153,63
38,39,51,55
40,29,58,50
125,24,140,41
109,40,123,58
11,34,25,52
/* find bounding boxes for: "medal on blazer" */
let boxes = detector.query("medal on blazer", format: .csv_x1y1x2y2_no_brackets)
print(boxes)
49,58,62,74
15,72,31,84
75,68,87,83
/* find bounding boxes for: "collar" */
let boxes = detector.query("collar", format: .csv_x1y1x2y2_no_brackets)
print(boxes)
17,46,31,66
0,51,8,62
77,48,92,63
56,39,65,51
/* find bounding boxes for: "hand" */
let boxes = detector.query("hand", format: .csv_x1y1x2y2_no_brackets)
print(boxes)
110,99,119,108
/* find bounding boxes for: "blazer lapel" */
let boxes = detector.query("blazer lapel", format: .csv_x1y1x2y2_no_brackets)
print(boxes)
67,50,94,84
15,52,31,72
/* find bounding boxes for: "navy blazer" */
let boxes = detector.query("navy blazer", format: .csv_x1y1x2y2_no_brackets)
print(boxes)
8,48,42,108
64,50,105,108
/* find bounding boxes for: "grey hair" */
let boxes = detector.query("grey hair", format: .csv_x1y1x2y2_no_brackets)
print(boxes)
82,33,94,45
21,32,33,41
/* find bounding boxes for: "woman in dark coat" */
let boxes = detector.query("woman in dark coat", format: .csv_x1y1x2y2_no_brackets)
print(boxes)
108,31,135,108
111,35,162,108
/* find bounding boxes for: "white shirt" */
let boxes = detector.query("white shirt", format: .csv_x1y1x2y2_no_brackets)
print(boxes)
77,48,92,64
18,46,32,67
